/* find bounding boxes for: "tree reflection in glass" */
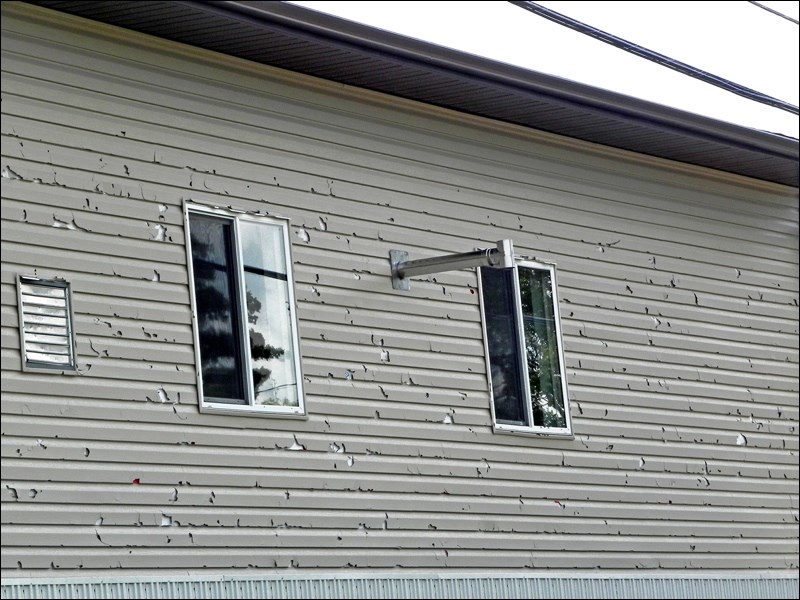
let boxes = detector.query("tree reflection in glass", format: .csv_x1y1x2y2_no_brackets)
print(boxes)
239,221,298,407
518,267,566,429
189,214,297,407
479,268,527,425
480,263,568,431
188,214,247,403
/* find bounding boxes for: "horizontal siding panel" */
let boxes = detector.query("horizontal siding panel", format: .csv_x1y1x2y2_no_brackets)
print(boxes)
1,224,186,269
0,373,199,404
4,526,797,555
296,303,482,339
1,399,797,486
0,177,185,227
566,353,796,392
1,351,196,382
5,506,797,539
563,288,796,335
1,395,796,466
571,400,797,436
3,159,797,322
562,320,797,363
1,130,795,276
570,388,798,422
3,148,796,293
4,548,794,570
0,196,185,248
297,261,794,331
568,369,796,406
4,484,795,524
4,460,796,508
302,340,485,374
1,21,789,218
3,440,797,496
3,50,796,221
1,89,797,264
558,271,797,322
299,321,486,356
562,305,796,349
565,336,797,378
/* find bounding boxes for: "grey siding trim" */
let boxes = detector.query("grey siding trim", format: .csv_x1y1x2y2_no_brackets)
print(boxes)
2,573,799,600
2,3,797,578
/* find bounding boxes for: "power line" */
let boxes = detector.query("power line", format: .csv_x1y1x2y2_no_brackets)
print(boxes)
508,1,799,115
749,1,799,25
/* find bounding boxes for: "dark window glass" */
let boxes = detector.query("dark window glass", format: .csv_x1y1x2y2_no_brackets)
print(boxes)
188,213,246,403
479,267,527,425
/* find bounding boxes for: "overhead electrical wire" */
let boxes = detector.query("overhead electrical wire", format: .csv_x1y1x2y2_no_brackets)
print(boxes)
508,1,799,115
749,1,799,25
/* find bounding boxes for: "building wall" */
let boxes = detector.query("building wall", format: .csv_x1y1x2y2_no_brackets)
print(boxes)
2,3,798,578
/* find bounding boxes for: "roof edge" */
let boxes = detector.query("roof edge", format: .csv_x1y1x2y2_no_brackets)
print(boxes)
209,1,798,161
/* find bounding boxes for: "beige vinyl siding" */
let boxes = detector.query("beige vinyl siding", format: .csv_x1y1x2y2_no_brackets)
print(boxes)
1,3,797,576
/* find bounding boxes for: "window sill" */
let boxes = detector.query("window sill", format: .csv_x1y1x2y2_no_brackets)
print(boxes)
493,423,574,439
199,403,308,419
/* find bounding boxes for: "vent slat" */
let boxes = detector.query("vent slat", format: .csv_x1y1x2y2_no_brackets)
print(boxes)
25,352,73,365
22,314,69,326
20,293,68,308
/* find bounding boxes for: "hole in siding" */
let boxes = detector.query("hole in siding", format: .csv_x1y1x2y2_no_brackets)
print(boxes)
2,166,23,179
296,228,310,243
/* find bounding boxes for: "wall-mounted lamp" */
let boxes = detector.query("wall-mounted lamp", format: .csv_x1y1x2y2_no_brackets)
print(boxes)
389,240,515,291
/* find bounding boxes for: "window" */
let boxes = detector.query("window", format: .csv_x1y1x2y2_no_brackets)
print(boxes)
17,276,77,372
185,205,305,416
478,260,571,435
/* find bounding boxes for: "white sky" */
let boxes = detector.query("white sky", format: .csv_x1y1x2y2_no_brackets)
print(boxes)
290,1,800,139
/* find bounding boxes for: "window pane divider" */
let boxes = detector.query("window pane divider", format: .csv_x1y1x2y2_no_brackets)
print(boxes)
510,264,535,428
233,216,256,407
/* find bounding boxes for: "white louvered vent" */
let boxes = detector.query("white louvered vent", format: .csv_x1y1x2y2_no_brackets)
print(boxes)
17,276,76,371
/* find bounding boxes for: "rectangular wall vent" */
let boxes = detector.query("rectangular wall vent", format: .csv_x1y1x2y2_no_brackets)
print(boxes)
17,276,77,371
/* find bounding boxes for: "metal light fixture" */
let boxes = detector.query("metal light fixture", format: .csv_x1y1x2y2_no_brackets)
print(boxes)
389,239,515,290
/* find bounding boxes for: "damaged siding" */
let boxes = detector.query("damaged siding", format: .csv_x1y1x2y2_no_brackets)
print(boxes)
1,2,798,578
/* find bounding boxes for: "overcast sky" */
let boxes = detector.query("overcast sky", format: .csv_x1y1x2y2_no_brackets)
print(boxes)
290,1,800,139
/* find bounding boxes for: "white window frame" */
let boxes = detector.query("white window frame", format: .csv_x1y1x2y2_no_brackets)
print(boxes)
478,259,572,437
184,202,306,417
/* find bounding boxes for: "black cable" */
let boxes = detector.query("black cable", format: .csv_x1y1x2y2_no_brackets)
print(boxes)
509,1,799,115
749,1,799,25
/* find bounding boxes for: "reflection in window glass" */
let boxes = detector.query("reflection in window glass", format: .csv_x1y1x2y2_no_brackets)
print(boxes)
188,214,246,403
479,261,570,434
518,267,566,429
187,207,305,415
240,221,299,408
479,268,527,425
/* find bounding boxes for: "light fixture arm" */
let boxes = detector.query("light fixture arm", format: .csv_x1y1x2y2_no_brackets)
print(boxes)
390,240,515,290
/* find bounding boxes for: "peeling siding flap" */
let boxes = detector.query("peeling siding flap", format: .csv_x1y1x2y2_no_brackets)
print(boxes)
16,276,77,372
